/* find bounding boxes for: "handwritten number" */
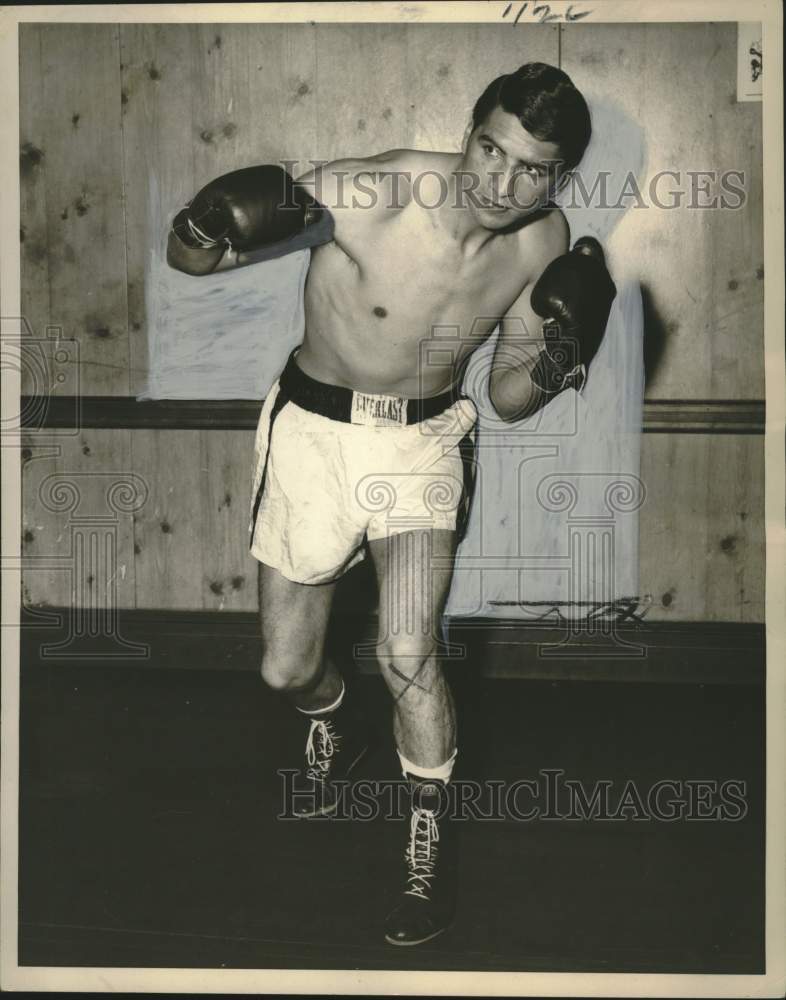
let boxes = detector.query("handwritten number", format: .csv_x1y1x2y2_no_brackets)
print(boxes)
502,0,593,22
502,2,529,23
533,3,560,22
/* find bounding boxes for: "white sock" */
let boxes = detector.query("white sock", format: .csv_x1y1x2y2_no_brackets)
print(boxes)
397,746,457,784
296,678,345,716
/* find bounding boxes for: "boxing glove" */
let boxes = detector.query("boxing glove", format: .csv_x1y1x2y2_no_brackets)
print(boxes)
171,164,331,255
529,236,616,394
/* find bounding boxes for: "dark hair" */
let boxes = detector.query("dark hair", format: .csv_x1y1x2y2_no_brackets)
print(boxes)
471,63,591,170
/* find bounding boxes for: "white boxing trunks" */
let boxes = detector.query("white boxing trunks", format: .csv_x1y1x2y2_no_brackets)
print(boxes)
248,350,478,584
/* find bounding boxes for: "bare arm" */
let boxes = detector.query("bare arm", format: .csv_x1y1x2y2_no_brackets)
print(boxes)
166,151,413,276
165,162,337,277
166,230,226,275
295,150,413,257
489,282,549,422
489,213,570,422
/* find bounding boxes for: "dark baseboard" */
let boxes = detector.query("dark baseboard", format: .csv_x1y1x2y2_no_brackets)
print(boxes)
20,396,766,434
19,606,765,685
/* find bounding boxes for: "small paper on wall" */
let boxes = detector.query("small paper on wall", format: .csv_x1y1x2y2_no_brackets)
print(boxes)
737,22,763,102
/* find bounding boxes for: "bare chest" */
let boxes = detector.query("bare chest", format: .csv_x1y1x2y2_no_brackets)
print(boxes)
315,214,525,329
302,203,532,393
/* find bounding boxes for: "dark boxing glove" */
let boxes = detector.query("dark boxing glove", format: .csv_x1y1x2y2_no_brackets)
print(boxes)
529,236,616,395
171,164,332,258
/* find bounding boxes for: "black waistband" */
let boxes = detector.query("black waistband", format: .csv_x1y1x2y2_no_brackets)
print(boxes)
278,349,460,424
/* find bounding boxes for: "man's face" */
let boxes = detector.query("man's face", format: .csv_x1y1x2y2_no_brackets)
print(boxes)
461,106,567,230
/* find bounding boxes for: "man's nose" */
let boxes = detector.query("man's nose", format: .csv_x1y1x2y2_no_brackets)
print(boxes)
489,167,517,202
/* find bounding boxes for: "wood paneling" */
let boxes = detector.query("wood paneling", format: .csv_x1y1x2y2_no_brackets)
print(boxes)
126,428,257,611
21,428,259,613
20,21,763,400
314,24,412,161
119,24,199,399
119,23,321,397
403,23,559,152
21,429,137,610
198,430,258,612
310,23,558,160
21,429,765,623
129,428,207,610
560,23,764,399
19,26,51,386
19,25,130,396
17,22,766,623
639,432,765,622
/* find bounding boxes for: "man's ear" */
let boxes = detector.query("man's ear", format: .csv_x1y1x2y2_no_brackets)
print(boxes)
461,121,474,152
553,168,574,196
557,168,573,192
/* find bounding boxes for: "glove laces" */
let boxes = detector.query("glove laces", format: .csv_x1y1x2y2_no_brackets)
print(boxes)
530,352,587,395
305,718,340,781
177,200,230,249
405,806,440,900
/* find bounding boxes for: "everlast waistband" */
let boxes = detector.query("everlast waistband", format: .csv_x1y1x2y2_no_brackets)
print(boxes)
278,349,462,427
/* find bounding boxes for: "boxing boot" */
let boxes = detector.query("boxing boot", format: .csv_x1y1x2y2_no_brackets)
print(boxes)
292,690,372,818
384,775,457,946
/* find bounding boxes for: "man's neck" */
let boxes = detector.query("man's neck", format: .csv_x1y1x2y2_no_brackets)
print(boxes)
436,153,548,253
427,156,494,253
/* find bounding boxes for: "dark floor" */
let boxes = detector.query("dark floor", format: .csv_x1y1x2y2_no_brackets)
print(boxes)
18,657,764,972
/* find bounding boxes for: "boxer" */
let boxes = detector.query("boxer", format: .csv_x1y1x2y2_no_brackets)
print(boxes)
168,63,615,947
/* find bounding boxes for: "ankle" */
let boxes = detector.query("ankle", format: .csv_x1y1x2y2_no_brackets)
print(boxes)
397,746,457,785
409,779,449,817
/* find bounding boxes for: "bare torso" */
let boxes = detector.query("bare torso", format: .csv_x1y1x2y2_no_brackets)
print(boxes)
296,149,564,397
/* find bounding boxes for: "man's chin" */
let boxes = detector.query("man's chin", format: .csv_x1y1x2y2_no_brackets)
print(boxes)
474,204,541,231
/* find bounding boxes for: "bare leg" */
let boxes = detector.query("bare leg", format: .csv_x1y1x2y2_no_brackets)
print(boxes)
373,529,460,947
257,561,341,711
367,528,456,768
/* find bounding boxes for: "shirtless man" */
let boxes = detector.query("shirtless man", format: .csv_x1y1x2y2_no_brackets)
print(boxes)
167,63,615,946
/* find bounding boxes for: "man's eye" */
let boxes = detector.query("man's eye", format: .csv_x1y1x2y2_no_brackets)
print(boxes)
482,144,499,157
513,166,540,185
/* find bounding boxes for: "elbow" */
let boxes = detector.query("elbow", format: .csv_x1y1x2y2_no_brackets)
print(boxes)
489,394,526,423
492,400,530,423
489,375,536,423
165,246,187,274
166,235,192,275
166,254,199,277
488,385,510,421
166,241,217,277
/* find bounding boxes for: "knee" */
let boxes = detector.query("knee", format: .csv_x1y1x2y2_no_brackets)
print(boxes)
376,637,437,688
259,644,321,693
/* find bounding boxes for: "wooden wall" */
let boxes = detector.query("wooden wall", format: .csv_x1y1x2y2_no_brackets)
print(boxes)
561,23,764,400
19,22,765,622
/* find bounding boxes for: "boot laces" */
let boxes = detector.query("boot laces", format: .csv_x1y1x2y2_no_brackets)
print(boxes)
405,807,440,900
304,718,341,781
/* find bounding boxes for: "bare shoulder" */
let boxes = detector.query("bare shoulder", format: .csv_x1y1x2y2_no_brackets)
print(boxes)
297,148,423,212
371,147,450,174
516,206,570,283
